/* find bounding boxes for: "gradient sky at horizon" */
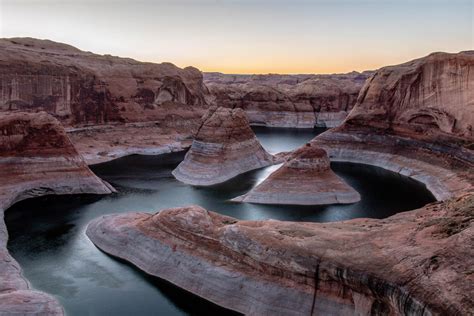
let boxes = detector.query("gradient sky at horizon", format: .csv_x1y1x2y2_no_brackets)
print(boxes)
0,0,472,74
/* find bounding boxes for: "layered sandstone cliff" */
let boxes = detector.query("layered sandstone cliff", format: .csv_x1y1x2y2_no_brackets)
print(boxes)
0,111,114,315
233,143,360,205
87,194,474,315
0,38,210,126
205,71,371,128
0,38,211,163
314,51,474,200
172,107,275,185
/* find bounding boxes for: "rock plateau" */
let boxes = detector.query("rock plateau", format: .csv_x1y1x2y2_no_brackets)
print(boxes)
204,71,372,128
0,111,115,315
0,37,211,163
172,107,276,185
232,143,360,205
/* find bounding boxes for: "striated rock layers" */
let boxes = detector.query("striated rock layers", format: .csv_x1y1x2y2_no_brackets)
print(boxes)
0,111,114,315
204,71,372,128
0,37,212,163
313,51,474,201
232,144,360,205
87,194,474,315
172,107,275,185
0,38,210,126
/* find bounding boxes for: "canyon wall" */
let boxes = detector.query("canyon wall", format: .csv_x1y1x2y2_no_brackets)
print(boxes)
313,51,474,200
0,38,211,127
204,71,372,128
0,111,114,315
344,51,474,141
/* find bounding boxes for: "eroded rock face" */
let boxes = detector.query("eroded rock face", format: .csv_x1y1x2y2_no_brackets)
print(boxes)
87,194,474,315
0,111,114,315
313,51,474,200
345,51,474,140
172,107,275,185
233,143,360,205
205,72,372,128
0,37,210,127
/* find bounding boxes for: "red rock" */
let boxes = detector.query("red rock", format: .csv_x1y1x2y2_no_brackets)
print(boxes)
87,194,474,315
172,107,276,185
0,38,210,126
313,51,474,201
0,111,114,315
233,144,360,205
205,72,371,128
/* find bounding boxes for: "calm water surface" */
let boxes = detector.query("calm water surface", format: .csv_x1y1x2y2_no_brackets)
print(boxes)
6,127,435,316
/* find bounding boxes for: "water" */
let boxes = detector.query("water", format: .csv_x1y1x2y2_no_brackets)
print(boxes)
5,127,435,316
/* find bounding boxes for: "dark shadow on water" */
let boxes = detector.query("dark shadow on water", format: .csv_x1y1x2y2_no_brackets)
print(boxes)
98,249,243,316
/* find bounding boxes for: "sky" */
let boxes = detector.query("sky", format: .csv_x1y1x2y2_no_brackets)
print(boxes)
0,0,472,74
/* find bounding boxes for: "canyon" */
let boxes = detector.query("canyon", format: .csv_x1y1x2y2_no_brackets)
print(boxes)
0,36,472,315
88,51,473,315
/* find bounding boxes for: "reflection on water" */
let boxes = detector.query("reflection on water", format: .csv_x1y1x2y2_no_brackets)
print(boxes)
5,128,435,316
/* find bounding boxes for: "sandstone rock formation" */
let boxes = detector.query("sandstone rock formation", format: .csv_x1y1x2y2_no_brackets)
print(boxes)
204,71,372,128
232,143,360,205
0,38,210,126
87,194,474,315
0,37,211,163
172,107,275,185
313,51,474,201
0,111,114,315
87,51,474,315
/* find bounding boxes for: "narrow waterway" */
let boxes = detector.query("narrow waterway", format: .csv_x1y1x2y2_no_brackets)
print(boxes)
5,127,435,315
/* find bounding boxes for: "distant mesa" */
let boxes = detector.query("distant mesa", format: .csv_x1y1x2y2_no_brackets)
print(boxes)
172,106,276,186
232,143,360,205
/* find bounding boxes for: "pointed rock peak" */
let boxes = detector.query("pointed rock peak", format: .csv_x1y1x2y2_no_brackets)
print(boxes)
232,144,360,205
172,107,275,186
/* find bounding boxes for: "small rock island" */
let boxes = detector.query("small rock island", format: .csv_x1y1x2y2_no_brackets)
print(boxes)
232,143,360,205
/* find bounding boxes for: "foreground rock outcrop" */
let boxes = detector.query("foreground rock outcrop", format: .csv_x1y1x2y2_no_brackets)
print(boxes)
172,107,275,185
87,194,474,315
205,71,372,128
232,144,360,205
0,111,114,315
314,51,474,201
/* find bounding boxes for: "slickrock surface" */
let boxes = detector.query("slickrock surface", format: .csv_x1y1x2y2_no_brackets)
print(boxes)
68,123,193,165
172,107,275,185
204,71,372,128
233,144,360,205
87,194,474,315
313,51,474,200
0,111,114,315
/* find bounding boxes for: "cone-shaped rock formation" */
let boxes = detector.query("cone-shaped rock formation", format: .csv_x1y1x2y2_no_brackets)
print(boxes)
172,107,275,185
232,143,360,205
